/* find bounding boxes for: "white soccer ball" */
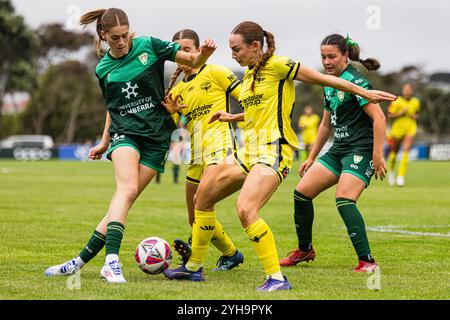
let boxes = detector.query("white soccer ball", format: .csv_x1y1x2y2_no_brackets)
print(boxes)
135,236,172,275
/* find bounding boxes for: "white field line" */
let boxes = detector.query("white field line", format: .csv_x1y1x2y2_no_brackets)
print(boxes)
367,225,450,238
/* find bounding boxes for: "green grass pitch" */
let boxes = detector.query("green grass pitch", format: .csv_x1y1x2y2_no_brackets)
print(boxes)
0,159,449,300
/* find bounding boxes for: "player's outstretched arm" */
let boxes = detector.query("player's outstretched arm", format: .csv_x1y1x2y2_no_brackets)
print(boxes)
296,64,397,104
209,111,244,124
175,39,217,69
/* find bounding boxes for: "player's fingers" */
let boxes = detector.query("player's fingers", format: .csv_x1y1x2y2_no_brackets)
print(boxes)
207,39,216,48
380,166,386,180
209,114,219,124
377,91,397,102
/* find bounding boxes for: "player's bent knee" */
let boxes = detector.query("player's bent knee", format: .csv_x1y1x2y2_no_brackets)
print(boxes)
295,186,316,200
117,186,139,202
195,189,217,212
236,202,257,227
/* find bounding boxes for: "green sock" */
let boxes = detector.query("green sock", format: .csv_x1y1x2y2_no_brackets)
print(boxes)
336,198,371,258
79,230,106,263
294,190,314,251
105,221,125,256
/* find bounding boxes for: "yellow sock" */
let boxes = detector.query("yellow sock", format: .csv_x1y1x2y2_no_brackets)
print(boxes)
186,209,216,272
244,218,281,278
388,151,397,172
211,220,237,257
398,152,409,177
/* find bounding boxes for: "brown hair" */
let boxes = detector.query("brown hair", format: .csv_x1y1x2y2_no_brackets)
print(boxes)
231,21,275,90
165,29,200,96
321,34,380,71
79,8,129,57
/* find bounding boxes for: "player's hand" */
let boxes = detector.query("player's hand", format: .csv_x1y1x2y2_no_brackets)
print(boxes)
364,90,397,103
373,154,386,180
162,93,187,114
199,39,217,59
299,158,314,177
209,111,235,124
89,143,108,160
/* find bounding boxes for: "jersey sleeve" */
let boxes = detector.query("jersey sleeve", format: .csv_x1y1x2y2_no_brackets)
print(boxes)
212,65,242,96
323,90,331,111
351,76,373,107
150,37,181,62
96,74,107,99
272,56,301,81
388,100,399,114
415,98,421,113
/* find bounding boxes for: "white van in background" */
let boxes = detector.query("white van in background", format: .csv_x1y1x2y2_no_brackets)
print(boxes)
0,135,54,149
0,135,55,160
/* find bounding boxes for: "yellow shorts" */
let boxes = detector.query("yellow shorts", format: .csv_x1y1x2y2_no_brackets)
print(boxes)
390,121,417,139
186,148,233,185
233,141,294,183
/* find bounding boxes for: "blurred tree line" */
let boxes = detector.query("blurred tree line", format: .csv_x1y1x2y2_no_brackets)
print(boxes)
1,0,449,143
0,0,103,143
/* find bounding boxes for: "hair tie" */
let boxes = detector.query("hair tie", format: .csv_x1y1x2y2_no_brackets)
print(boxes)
263,30,268,37
345,33,359,47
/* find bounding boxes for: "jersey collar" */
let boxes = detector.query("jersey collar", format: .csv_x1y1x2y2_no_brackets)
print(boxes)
183,64,207,82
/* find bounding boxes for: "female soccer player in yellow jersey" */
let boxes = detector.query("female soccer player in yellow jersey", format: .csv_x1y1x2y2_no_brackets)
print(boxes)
162,29,244,271
44,8,217,283
164,22,396,291
280,34,387,273
298,106,321,160
387,83,421,186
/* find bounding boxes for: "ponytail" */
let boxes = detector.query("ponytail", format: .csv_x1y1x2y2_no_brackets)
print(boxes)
165,67,183,96
348,44,380,71
321,33,380,71
251,30,275,91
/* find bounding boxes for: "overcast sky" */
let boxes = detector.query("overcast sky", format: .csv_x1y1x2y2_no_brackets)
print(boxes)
12,0,449,74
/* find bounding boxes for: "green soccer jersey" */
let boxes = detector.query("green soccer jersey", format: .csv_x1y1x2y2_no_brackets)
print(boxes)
323,64,373,154
96,36,181,141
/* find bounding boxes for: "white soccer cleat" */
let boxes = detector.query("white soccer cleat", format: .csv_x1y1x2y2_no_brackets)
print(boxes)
388,172,395,186
396,176,405,187
101,260,127,283
45,258,80,277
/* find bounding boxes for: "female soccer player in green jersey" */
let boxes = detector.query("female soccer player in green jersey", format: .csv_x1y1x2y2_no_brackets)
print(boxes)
164,22,395,291
162,29,244,271
280,34,386,273
44,8,217,283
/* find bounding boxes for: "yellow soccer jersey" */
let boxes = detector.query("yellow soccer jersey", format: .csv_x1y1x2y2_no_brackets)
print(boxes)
170,64,241,161
239,55,300,149
298,114,320,144
388,96,421,127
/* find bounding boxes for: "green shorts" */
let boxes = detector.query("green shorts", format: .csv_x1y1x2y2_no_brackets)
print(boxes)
318,149,374,186
106,133,170,173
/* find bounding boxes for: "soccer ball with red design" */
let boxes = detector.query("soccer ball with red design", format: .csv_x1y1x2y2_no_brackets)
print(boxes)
135,237,172,274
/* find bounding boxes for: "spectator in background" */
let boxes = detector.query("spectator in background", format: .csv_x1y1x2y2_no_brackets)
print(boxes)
298,106,320,161
387,83,421,186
